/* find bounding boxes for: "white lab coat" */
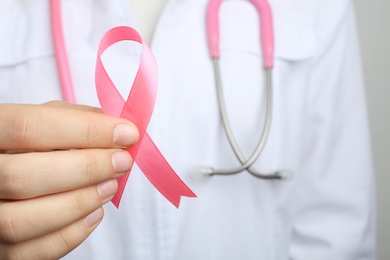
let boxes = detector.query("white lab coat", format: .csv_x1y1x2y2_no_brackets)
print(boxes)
0,0,376,259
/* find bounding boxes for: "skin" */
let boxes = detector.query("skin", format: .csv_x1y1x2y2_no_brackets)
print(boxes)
0,101,139,259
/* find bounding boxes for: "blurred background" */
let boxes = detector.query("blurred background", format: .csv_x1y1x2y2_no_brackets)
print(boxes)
354,0,390,259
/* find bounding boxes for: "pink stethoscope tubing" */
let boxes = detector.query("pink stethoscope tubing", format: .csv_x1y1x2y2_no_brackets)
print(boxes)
49,0,274,104
50,0,75,104
206,0,274,68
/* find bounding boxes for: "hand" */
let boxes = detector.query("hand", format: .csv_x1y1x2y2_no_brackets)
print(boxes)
0,101,139,259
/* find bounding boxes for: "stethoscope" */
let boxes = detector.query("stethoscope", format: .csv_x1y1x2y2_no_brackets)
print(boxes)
49,0,292,181
193,0,292,180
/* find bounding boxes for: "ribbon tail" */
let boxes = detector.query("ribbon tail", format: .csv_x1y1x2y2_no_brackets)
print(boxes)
137,134,197,208
111,172,131,208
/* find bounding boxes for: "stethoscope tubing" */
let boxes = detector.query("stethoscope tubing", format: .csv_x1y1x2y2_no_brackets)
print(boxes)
211,60,280,179
50,0,76,104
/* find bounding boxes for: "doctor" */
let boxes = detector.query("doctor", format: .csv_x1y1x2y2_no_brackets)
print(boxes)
0,0,375,259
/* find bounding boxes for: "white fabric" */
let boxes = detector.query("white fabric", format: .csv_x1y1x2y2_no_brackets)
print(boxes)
0,0,376,259
130,0,169,44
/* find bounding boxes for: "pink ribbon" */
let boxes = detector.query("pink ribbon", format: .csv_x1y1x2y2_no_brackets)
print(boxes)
95,26,196,208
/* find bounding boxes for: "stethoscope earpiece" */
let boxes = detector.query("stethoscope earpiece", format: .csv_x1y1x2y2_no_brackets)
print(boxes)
278,170,294,181
190,166,213,181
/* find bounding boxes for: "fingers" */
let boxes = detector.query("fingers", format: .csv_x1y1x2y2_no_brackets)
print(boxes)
0,149,132,200
0,207,104,260
0,101,136,258
0,179,116,244
0,103,139,151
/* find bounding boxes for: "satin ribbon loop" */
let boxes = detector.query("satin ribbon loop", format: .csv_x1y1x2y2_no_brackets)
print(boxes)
95,26,196,208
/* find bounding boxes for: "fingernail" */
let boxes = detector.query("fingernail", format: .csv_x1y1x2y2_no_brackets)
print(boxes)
113,124,138,146
112,151,132,174
84,208,104,227
97,179,118,200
